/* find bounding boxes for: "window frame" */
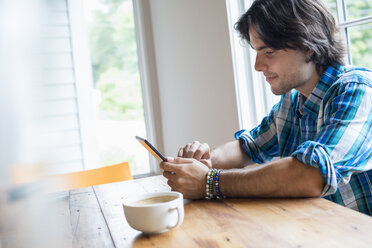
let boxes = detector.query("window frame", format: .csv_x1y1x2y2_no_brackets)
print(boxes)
132,0,163,177
335,0,372,65
68,0,100,171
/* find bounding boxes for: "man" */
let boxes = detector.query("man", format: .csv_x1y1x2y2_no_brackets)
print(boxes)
160,0,372,215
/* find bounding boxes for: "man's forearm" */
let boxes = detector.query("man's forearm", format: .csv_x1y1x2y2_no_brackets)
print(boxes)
211,140,254,169
219,156,324,198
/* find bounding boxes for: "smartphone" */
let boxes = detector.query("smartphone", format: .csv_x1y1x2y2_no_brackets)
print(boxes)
135,136,166,162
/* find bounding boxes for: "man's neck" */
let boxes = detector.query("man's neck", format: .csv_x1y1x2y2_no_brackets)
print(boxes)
296,67,324,98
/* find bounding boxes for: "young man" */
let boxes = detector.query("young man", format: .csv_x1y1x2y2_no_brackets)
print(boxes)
160,0,372,215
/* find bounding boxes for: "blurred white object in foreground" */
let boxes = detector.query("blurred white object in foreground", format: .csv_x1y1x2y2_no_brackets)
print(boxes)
0,1,67,247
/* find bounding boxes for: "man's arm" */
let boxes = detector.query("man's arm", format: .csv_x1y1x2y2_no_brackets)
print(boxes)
220,156,324,198
210,140,254,169
161,156,324,199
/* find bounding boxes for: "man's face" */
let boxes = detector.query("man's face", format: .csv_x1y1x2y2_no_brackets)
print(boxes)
249,27,318,97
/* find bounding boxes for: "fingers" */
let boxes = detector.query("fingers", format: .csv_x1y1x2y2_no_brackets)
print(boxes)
163,171,181,191
201,149,211,160
177,147,184,157
163,170,176,180
161,157,203,175
170,157,195,164
178,141,199,158
167,180,180,192
185,142,198,158
177,141,210,160
161,157,192,173
160,161,181,173
194,143,210,160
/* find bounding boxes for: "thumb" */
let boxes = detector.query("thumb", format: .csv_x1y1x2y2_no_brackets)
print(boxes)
166,157,175,162
167,156,194,164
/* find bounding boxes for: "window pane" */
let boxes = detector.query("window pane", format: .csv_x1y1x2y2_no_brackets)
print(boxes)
348,22,372,68
83,0,150,175
345,0,372,20
323,0,339,23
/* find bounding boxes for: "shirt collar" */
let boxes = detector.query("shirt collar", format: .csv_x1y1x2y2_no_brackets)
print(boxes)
298,65,345,119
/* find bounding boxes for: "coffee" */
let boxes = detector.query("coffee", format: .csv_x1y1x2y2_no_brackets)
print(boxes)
131,195,178,206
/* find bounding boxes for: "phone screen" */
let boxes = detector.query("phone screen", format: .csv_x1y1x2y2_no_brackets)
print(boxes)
135,136,166,162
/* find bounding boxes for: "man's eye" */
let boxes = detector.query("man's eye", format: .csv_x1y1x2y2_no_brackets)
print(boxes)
266,51,275,55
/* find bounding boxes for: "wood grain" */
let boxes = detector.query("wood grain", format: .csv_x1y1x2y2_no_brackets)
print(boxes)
51,176,372,247
69,187,115,248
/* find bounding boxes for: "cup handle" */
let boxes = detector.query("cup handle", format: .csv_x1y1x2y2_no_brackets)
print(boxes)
166,206,183,230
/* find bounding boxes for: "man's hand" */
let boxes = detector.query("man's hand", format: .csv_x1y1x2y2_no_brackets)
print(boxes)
177,141,212,168
160,157,209,199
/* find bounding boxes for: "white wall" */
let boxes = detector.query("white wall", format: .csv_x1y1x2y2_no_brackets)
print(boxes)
147,0,239,156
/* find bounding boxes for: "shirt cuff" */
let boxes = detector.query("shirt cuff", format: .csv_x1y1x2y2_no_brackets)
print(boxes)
291,141,342,197
234,129,270,164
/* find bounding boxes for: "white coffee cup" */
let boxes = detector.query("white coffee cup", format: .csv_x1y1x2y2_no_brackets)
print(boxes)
123,191,184,233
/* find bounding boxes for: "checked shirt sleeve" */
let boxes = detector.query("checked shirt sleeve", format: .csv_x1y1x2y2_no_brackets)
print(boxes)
291,82,372,197
235,101,281,164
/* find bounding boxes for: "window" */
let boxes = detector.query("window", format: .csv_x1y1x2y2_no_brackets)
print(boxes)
226,0,279,130
82,0,152,176
226,0,372,130
324,0,372,68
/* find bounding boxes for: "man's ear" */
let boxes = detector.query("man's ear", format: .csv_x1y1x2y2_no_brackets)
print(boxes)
306,49,314,63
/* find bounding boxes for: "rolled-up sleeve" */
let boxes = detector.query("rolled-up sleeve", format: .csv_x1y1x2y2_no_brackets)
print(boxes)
291,82,372,196
235,102,281,164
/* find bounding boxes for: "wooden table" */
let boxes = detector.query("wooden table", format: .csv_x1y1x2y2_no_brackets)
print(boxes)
41,176,372,247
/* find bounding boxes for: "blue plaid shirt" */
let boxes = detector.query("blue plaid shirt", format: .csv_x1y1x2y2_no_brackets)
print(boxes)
235,65,372,215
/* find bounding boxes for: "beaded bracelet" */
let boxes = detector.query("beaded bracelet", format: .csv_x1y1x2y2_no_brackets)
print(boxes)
205,169,212,199
205,169,217,199
215,169,226,199
205,169,226,199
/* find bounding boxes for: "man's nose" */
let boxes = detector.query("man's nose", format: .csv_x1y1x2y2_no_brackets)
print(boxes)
254,55,267,72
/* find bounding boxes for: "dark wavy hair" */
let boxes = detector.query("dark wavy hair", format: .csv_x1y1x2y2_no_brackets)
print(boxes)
234,0,345,74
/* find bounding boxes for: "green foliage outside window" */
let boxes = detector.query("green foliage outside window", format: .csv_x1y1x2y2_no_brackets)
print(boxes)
88,0,144,121
323,0,372,69
349,23,372,69
345,0,372,20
